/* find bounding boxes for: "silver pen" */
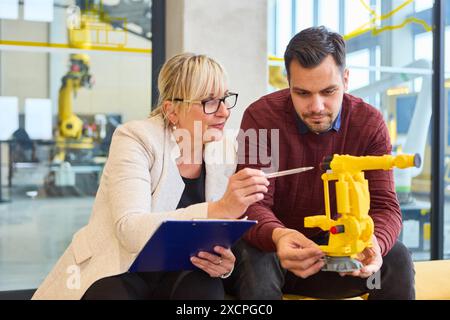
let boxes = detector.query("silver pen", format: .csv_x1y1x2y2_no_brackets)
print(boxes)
264,166,314,179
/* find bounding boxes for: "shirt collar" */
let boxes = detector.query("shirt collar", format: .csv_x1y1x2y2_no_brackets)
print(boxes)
295,106,342,135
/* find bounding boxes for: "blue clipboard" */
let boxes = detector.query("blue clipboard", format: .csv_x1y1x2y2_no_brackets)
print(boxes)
129,219,257,272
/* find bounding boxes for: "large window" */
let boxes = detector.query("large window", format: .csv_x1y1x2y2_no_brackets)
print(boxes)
318,0,339,32
268,0,450,260
444,4,450,260
0,0,152,291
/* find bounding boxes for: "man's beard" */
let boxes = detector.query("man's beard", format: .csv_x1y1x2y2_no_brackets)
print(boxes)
301,112,334,134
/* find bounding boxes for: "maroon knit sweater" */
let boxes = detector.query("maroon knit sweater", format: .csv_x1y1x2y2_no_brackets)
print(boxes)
237,89,401,257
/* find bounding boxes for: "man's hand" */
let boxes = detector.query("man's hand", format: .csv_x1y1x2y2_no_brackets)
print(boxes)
339,235,383,278
272,228,325,279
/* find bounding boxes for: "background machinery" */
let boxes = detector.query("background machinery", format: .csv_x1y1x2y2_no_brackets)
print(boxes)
54,53,95,164
350,59,432,204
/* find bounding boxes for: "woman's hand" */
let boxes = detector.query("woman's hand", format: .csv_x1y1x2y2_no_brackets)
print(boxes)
208,168,270,219
190,246,235,278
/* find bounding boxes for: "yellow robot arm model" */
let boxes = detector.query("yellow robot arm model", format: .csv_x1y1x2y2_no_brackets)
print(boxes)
304,154,421,272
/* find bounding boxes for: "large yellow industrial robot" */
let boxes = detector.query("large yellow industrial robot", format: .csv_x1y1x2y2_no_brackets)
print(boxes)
304,154,421,272
54,54,94,163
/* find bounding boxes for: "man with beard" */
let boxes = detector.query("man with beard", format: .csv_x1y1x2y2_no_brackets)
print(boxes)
225,26,415,300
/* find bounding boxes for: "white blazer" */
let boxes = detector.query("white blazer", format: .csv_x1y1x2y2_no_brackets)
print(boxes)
32,115,237,300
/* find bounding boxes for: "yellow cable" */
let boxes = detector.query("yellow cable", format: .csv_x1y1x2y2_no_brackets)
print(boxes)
355,0,414,32
359,0,378,18
371,17,433,36
344,0,432,40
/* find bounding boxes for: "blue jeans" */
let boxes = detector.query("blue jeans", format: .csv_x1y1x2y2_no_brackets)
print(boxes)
224,239,415,300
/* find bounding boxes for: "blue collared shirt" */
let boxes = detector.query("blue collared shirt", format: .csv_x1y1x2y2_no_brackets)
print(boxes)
295,106,342,135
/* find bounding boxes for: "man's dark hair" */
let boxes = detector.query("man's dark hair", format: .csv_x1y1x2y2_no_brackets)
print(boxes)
284,26,346,78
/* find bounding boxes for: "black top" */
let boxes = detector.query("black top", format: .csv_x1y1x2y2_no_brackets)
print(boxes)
176,163,206,209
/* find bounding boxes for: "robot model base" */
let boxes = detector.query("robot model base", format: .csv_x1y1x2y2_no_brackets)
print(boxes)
321,256,363,272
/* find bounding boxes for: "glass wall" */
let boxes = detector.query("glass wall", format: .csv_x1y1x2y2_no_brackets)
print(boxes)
268,0,444,260
0,0,152,291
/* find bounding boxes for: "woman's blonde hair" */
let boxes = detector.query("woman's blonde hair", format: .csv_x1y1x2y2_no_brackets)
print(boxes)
150,53,227,125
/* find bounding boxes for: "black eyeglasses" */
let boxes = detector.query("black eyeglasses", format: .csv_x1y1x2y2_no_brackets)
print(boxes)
173,92,238,114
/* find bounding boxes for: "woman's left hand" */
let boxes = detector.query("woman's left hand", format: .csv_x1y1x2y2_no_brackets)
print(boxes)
190,246,235,278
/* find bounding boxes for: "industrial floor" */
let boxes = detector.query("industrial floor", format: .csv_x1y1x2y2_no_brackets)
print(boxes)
0,192,92,291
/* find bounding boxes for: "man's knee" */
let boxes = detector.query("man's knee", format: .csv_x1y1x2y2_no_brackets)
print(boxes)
370,241,415,299
172,271,224,300
233,239,282,275
384,241,414,271
228,239,284,300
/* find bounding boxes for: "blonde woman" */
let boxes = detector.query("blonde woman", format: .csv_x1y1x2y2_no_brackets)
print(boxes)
32,53,269,300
